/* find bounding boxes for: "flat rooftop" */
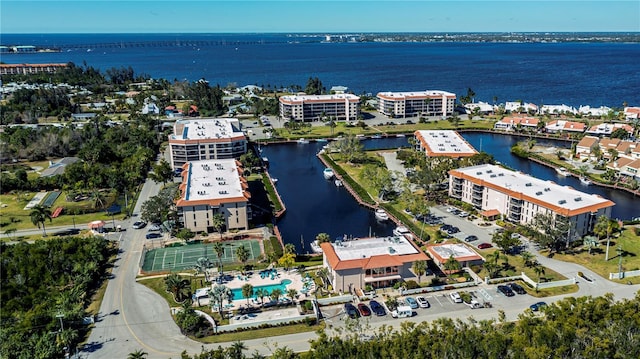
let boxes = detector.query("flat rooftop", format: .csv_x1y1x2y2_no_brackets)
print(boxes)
428,243,483,262
451,164,614,213
331,236,419,261
279,94,359,103
170,118,243,141
377,90,456,99
181,159,246,203
415,130,478,157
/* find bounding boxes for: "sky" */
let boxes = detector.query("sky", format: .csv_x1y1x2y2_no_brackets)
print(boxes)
1,1,639,34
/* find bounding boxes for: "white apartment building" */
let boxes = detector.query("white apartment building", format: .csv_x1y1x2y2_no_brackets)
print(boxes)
175,159,251,233
414,130,478,158
449,164,615,238
377,90,456,118
279,94,360,122
168,118,247,170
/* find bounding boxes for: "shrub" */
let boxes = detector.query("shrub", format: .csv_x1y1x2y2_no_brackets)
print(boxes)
405,280,419,289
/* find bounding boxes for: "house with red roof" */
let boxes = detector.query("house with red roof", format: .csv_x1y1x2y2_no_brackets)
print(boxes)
320,235,429,293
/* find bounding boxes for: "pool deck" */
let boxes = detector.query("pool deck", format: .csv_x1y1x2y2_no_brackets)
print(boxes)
194,269,316,311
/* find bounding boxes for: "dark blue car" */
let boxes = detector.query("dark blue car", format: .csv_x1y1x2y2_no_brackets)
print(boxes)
369,300,386,316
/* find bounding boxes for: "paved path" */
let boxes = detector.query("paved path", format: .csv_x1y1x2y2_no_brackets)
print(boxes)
78,151,639,358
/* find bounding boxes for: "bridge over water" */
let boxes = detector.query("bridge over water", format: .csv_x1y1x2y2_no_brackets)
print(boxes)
57,39,291,51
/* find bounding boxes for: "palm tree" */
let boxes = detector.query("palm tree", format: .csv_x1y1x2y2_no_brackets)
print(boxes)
443,255,461,280
255,288,266,306
127,349,148,359
164,273,189,301
412,260,427,284
287,288,298,303
241,283,254,305
520,251,535,268
533,263,546,283
316,232,331,244
208,284,233,317
227,341,247,359
235,245,250,274
594,215,619,261
284,243,296,255
270,288,283,303
194,257,213,283
30,205,52,236
213,241,225,275
211,212,226,240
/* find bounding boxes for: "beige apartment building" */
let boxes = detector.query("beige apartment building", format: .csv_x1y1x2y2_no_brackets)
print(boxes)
279,94,360,122
449,164,614,239
376,90,456,118
414,130,478,158
320,235,429,293
175,159,251,233
168,118,247,170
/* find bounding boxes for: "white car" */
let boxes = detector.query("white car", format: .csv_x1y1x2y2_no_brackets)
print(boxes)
416,296,430,308
449,292,463,303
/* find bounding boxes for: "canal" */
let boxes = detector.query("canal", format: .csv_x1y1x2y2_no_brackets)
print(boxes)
260,133,639,251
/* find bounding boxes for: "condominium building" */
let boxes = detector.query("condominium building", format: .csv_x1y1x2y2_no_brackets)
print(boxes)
168,118,247,170
175,159,251,233
0,63,67,75
449,164,615,238
279,94,360,122
377,90,456,118
320,235,429,293
414,130,478,158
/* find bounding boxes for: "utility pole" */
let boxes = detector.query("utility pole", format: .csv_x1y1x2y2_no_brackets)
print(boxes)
617,246,624,278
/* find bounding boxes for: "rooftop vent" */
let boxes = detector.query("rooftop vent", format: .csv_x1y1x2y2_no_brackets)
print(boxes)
498,173,504,177
476,171,483,175
536,191,543,196
486,170,493,173
574,197,582,202
490,174,497,178
544,187,551,192
525,183,532,187
558,199,567,205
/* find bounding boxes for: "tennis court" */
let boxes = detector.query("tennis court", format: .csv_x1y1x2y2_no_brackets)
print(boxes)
141,239,261,273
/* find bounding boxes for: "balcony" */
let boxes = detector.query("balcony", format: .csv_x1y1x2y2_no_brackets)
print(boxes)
451,189,462,199
509,206,522,214
472,198,482,207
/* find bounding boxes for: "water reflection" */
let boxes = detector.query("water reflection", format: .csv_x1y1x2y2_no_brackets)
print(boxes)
262,133,639,251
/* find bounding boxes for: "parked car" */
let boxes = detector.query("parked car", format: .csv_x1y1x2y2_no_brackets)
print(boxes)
477,243,493,249
530,301,547,311
344,303,359,318
369,300,386,316
416,296,430,308
464,235,478,242
497,285,515,297
447,227,460,234
458,211,469,217
132,221,147,229
509,282,527,295
405,297,419,309
450,292,463,303
146,232,162,240
357,303,371,317
148,223,162,232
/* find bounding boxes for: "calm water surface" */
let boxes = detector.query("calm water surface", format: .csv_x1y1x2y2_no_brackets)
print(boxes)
263,134,639,251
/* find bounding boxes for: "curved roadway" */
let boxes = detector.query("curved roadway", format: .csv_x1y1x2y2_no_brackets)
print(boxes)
82,178,640,359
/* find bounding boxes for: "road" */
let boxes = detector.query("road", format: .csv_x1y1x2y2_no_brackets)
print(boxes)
75,149,639,358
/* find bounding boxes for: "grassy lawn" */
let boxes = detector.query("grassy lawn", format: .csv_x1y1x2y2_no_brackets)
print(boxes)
0,191,126,234
551,228,640,284
195,322,321,344
274,119,496,140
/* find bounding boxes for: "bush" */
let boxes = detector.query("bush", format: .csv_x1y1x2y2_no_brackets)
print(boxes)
405,280,419,289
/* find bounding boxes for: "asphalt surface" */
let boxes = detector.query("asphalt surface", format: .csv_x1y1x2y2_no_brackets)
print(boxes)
37,142,633,358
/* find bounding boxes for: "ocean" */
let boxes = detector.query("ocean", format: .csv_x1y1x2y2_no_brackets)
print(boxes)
2,33,639,108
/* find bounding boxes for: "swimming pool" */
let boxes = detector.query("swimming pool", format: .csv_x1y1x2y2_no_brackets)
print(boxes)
230,279,292,300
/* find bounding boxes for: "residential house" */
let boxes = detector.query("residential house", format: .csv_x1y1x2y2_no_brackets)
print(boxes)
493,116,539,131
545,120,586,134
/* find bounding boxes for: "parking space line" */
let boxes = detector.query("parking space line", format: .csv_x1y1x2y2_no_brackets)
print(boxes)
431,295,444,307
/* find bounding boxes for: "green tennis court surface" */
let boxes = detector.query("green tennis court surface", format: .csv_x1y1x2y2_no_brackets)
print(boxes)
141,239,261,272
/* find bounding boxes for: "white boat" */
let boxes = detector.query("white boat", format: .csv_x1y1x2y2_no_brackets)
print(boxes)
393,226,412,238
556,167,569,176
297,138,309,144
271,177,278,184
580,177,592,185
396,134,406,138
334,179,343,187
323,168,335,180
310,240,323,253
371,134,383,139
375,208,389,221
316,138,328,143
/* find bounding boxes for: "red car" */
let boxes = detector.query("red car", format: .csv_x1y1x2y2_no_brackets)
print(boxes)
477,243,493,249
357,303,371,316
